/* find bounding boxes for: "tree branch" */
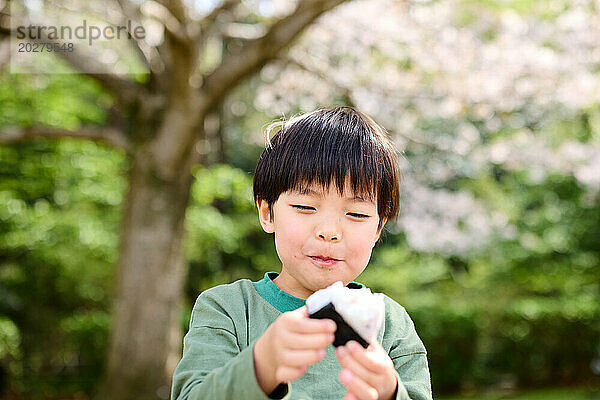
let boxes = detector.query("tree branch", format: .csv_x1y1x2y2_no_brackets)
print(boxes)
0,35,9,72
56,54,141,106
115,0,164,74
3,10,142,106
201,0,349,109
0,7,11,39
150,0,349,180
281,56,352,98
141,1,189,44
155,0,188,27
193,0,239,38
0,125,131,151
189,0,240,77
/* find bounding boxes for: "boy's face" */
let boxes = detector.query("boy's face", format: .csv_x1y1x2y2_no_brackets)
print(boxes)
257,179,385,299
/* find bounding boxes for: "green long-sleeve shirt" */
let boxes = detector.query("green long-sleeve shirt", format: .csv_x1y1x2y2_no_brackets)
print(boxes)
171,272,432,400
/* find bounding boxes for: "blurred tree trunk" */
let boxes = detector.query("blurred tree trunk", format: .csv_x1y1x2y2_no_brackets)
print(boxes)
100,131,199,399
1,1,348,399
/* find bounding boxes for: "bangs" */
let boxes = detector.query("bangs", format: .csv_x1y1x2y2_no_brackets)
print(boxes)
254,106,400,222
273,116,380,203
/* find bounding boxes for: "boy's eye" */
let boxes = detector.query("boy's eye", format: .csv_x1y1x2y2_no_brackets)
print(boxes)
347,212,370,219
291,205,370,219
292,205,315,211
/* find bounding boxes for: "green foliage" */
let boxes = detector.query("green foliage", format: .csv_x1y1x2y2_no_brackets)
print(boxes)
0,140,125,397
0,68,123,396
184,164,278,300
0,73,110,129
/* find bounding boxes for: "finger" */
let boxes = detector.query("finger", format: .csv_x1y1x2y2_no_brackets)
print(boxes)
280,347,326,367
366,340,388,357
336,345,376,385
344,393,359,400
283,331,335,350
285,313,337,334
291,305,309,317
275,365,307,383
339,369,378,400
345,340,391,374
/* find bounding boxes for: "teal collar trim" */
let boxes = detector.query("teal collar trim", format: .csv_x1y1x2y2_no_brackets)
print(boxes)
253,272,366,314
253,272,305,313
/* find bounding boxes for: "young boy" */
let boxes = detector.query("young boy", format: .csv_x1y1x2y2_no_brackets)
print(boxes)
171,106,432,400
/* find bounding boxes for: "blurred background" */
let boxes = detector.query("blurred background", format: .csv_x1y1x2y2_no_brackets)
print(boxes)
0,0,599,399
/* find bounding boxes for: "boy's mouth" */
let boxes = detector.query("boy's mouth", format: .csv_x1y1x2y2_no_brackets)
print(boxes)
309,255,342,266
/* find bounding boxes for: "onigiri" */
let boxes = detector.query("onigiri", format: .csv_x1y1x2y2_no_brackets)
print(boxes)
306,281,385,348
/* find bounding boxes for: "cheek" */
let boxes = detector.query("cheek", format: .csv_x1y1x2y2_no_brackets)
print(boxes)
350,241,374,261
274,224,305,257
348,226,379,259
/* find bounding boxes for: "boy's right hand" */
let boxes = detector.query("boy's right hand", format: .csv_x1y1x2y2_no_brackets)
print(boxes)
253,305,337,394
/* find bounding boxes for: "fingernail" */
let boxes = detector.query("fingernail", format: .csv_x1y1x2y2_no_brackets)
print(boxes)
337,346,345,356
341,369,352,381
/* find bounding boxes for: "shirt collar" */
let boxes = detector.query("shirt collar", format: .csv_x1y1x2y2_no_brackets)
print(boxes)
253,272,365,313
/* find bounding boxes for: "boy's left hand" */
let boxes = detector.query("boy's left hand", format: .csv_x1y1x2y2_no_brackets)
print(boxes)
335,340,398,400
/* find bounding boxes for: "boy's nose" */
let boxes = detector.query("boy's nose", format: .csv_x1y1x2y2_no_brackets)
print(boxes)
316,214,342,241
319,233,339,242
317,230,341,242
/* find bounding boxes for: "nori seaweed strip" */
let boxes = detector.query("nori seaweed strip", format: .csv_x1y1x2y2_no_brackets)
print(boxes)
308,303,369,348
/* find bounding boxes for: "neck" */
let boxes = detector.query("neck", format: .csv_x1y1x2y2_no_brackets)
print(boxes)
272,273,313,300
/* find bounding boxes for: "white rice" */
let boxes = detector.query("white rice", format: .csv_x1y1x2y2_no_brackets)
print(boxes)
306,281,385,343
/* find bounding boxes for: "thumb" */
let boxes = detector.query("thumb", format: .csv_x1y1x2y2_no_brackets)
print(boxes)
295,305,309,317
367,340,384,353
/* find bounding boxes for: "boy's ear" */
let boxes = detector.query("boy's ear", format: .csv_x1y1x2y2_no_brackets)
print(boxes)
373,218,387,246
257,199,275,233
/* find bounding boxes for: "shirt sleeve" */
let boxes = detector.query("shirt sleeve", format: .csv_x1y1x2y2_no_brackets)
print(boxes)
392,351,432,400
384,298,433,400
171,290,290,400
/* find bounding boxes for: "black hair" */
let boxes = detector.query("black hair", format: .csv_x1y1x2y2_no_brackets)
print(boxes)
253,106,401,230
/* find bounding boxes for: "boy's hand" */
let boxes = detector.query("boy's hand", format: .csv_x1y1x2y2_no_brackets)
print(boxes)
253,305,336,394
335,340,398,400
